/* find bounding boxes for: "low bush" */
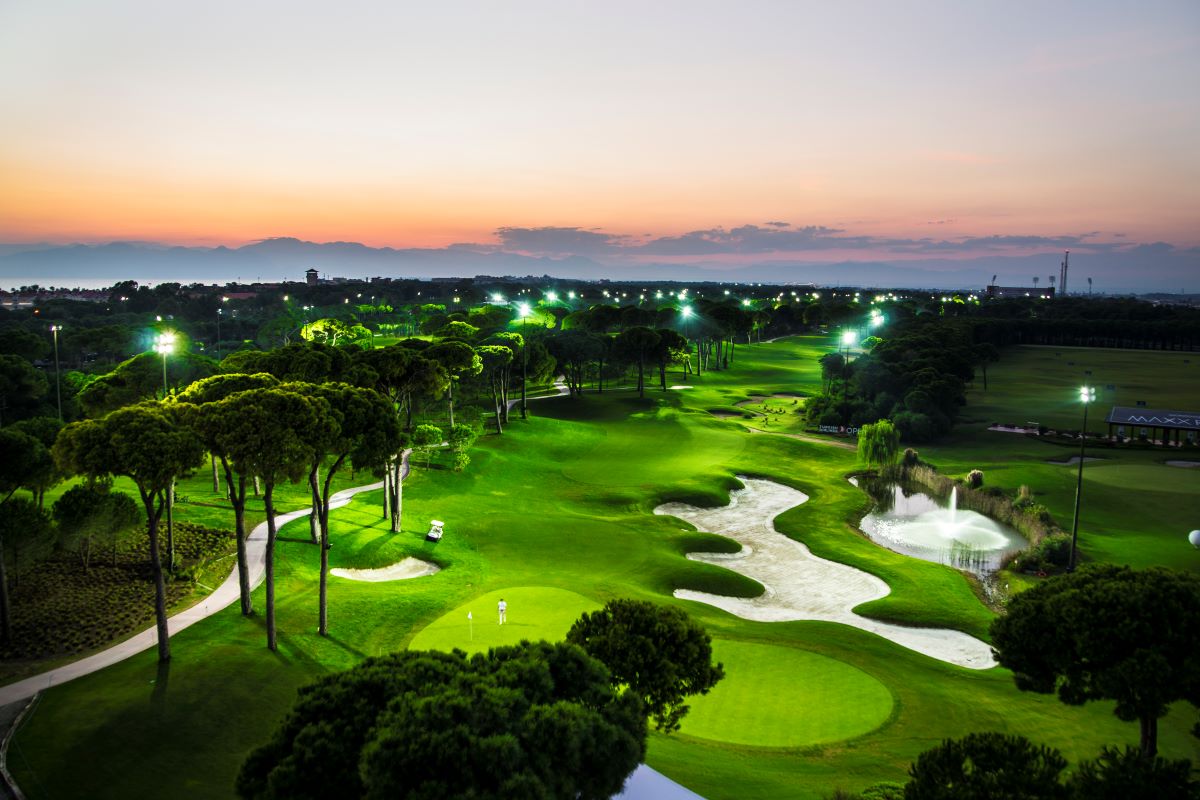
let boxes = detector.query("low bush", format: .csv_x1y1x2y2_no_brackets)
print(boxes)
0,522,234,663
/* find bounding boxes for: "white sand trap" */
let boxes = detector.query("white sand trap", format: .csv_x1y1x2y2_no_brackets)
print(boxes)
1047,456,1102,465
656,478,995,670
1167,460,1200,468
331,558,440,582
669,385,693,390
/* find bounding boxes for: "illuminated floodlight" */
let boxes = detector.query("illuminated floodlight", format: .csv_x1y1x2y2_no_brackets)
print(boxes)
517,302,532,317
840,330,856,346
724,290,730,295
568,291,576,299
546,291,558,302
741,299,751,307
1079,386,1096,403
680,306,694,318
155,331,176,355
655,291,663,299
453,296,461,303
492,293,504,303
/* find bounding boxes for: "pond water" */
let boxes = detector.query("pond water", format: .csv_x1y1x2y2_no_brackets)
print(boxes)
858,483,1027,576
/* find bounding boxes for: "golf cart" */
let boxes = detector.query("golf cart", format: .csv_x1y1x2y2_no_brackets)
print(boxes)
426,520,444,542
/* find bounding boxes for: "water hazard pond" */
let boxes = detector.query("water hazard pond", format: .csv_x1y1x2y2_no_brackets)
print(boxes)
858,481,1028,576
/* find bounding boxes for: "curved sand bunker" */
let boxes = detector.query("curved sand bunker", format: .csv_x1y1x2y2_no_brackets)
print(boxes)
331,557,440,582
656,478,996,670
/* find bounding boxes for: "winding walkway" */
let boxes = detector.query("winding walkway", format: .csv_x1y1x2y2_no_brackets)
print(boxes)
0,452,411,706
505,376,570,412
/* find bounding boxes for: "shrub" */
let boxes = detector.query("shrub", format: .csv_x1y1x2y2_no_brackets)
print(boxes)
967,469,984,488
452,452,470,472
1066,746,1197,799
902,448,920,466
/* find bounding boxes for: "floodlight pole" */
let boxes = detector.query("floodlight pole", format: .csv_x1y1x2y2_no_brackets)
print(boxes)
521,312,528,420
51,325,63,420
1068,388,1094,571
216,308,222,360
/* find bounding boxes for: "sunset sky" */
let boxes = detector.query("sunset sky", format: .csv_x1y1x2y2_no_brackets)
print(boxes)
1,1,1197,277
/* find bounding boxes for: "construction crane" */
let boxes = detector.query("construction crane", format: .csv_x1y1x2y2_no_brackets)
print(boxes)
1059,250,1070,296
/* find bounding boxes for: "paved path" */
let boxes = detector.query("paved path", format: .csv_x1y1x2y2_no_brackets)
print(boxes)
0,452,410,706
506,377,569,412
746,426,857,451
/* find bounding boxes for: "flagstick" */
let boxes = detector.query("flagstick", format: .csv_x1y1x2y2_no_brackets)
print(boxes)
468,611,473,642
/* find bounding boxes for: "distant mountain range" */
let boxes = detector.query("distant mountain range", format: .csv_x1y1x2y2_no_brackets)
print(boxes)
1,237,1196,293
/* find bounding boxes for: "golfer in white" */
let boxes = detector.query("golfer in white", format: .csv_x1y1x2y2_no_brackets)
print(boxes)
498,598,507,625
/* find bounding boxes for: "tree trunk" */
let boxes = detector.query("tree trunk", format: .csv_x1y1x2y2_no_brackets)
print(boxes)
597,355,604,393
219,460,252,616
211,455,219,492
1139,714,1158,760
448,380,455,428
317,455,344,636
390,458,403,533
501,367,511,423
491,379,503,434
660,361,667,391
264,484,278,652
166,479,175,573
141,490,170,662
982,363,989,391
308,464,320,544
0,534,10,647
637,356,645,397
381,468,390,519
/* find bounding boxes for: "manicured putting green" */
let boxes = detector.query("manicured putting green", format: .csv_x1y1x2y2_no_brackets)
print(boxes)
679,639,894,748
408,587,600,654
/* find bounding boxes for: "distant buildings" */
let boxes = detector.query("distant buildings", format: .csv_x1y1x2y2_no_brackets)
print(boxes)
985,285,1055,299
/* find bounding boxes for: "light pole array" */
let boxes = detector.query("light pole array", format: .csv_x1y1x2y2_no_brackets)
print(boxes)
1068,386,1096,571
50,325,63,419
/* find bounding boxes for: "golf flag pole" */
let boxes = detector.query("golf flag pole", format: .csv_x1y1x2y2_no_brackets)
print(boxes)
468,611,473,641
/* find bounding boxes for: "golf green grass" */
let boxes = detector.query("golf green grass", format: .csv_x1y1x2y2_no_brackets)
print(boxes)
408,587,600,653
679,639,893,747
8,335,1199,800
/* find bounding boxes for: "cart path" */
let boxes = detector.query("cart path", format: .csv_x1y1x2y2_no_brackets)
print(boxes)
0,451,411,706
506,376,569,411
746,426,858,450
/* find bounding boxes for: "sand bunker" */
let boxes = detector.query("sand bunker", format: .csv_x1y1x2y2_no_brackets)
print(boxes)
669,385,693,390
1167,460,1200,468
656,478,995,670
1046,456,1102,465
331,557,440,582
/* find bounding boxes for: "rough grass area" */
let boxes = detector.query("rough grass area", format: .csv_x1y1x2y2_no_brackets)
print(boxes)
0,523,234,676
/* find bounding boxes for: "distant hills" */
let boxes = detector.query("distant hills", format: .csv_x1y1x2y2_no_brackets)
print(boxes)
1,237,1195,293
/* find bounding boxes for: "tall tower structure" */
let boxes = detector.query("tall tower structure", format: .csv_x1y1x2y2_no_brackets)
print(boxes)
1059,250,1069,296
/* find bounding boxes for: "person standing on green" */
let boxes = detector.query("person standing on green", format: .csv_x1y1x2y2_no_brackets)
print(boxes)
497,598,507,625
